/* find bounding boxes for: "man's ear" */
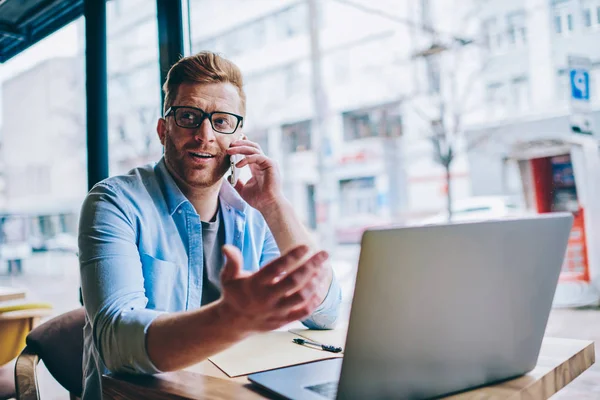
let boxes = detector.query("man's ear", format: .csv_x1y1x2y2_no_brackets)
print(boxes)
157,118,167,146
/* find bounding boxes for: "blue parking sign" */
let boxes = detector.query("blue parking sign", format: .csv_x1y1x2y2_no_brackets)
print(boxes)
570,69,590,101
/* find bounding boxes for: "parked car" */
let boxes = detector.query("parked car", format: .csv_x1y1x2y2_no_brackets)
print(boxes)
419,196,528,225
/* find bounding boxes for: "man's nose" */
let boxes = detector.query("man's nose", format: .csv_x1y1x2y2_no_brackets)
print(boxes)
193,117,216,142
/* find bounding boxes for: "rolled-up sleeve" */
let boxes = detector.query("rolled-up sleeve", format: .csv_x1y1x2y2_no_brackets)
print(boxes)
301,269,342,330
259,227,342,330
79,183,163,375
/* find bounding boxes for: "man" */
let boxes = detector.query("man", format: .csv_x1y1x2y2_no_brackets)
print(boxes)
79,51,341,399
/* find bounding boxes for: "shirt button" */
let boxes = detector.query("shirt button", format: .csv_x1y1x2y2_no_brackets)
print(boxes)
177,210,182,214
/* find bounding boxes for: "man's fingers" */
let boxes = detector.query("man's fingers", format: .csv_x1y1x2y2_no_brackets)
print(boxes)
233,180,244,193
253,245,310,285
230,139,262,151
268,251,328,299
220,245,244,283
267,292,323,325
235,155,272,170
274,282,317,311
227,145,261,157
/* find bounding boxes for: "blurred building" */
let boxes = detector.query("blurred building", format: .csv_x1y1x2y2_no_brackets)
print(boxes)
465,0,600,195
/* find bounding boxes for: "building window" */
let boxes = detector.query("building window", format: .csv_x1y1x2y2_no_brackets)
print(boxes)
555,15,563,34
511,77,530,111
339,177,377,216
282,120,312,153
486,82,509,117
553,1,574,35
506,10,527,45
584,8,592,27
482,17,503,51
582,0,600,29
342,103,403,141
567,13,574,30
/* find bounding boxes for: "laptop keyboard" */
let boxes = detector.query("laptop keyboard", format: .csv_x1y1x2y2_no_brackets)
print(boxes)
306,381,338,399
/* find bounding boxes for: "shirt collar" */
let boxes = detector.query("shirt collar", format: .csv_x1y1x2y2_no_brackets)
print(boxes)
155,157,189,215
155,157,247,215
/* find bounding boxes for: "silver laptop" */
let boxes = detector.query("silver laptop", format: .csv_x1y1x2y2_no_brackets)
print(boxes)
248,214,573,399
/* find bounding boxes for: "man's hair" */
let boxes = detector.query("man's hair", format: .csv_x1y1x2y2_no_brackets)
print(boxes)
162,51,246,115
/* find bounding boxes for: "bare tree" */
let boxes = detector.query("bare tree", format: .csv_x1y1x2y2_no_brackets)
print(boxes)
408,1,495,221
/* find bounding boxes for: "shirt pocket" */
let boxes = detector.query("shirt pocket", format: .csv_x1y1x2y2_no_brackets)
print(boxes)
140,253,180,312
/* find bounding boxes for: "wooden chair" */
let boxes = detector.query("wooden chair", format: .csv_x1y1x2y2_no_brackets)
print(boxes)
15,307,85,400
0,303,53,400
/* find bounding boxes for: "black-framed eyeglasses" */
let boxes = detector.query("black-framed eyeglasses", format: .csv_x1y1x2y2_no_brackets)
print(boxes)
164,106,244,134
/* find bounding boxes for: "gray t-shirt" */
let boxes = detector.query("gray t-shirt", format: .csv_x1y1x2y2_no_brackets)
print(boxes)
200,207,226,306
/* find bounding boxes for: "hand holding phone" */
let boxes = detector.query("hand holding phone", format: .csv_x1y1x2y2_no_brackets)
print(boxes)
228,154,244,185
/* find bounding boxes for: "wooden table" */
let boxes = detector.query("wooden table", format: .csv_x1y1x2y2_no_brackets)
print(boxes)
0,287,26,302
103,337,594,400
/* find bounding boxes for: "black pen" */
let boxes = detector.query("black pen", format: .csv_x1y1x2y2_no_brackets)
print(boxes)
292,338,343,353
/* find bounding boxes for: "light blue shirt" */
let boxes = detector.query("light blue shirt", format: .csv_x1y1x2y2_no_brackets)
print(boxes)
78,158,342,399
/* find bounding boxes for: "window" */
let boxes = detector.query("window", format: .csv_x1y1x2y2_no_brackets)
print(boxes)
582,0,600,29
511,77,530,111
339,177,377,216
486,82,509,117
583,8,592,27
555,15,563,34
0,20,86,309
282,120,312,153
553,1,574,35
107,1,161,175
343,103,403,140
567,14,574,31
486,82,503,103
506,11,527,45
482,17,503,51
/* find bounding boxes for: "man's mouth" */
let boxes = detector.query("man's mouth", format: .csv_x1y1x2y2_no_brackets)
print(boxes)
189,151,216,159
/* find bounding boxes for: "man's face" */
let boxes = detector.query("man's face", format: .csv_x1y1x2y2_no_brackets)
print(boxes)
157,82,243,190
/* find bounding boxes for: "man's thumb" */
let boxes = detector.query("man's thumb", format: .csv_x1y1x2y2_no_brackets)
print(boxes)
221,245,243,282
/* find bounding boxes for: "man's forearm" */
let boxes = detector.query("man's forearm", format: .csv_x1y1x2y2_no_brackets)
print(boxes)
259,197,334,298
259,197,315,253
146,300,248,372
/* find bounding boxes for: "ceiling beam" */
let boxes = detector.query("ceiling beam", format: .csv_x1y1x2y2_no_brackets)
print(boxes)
0,21,25,40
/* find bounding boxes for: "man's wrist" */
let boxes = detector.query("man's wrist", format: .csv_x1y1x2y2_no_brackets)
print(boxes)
257,195,289,219
214,300,253,340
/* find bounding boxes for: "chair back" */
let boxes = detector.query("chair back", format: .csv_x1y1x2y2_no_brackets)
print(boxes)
25,307,85,397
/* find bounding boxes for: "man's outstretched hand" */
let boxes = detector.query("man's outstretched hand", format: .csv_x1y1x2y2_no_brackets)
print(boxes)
217,244,329,333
